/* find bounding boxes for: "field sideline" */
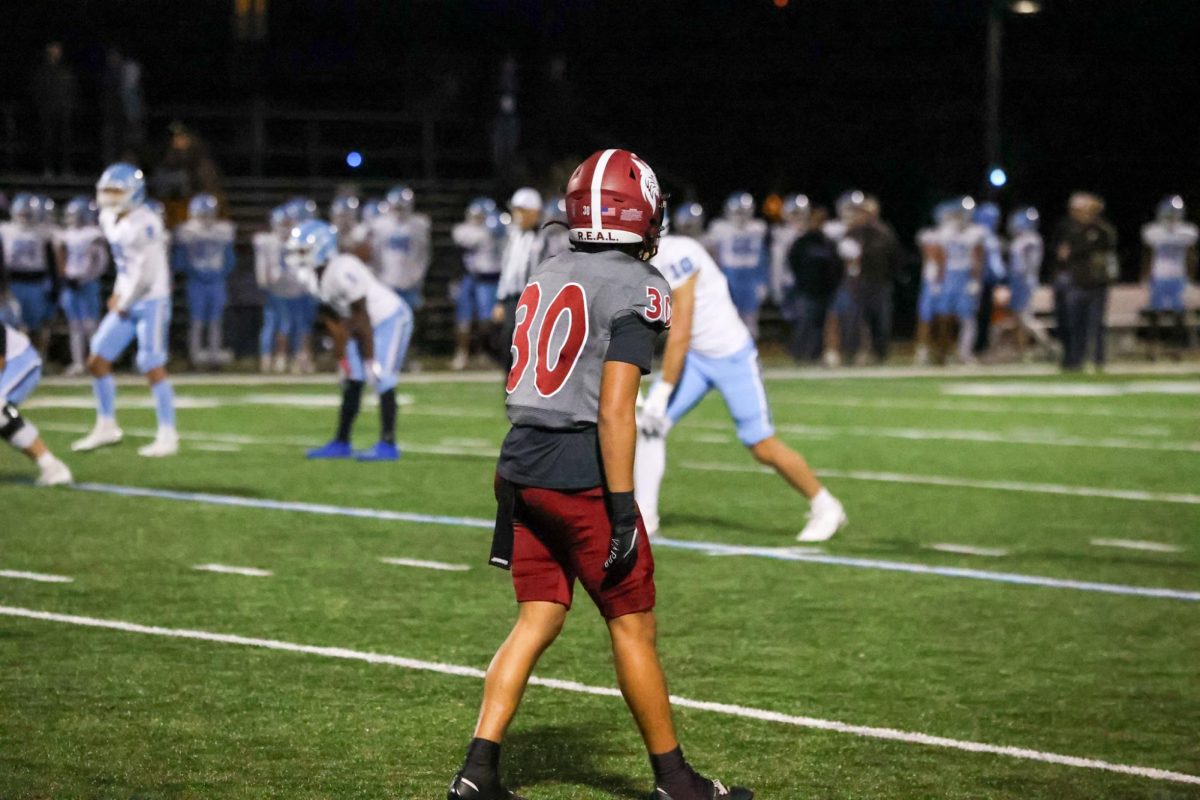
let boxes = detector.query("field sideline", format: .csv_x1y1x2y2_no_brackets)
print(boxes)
3,367,1198,798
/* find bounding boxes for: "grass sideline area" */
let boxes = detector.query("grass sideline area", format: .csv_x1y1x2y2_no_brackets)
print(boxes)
2,369,1199,799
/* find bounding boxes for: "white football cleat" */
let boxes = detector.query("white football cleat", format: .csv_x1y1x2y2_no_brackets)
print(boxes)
71,420,123,452
36,456,73,487
449,351,469,371
797,496,847,543
137,429,179,458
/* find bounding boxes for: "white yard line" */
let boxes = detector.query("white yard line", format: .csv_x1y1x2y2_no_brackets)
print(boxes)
61,483,1200,602
189,442,243,453
192,563,273,577
379,557,470,572
737,395,1200,422
1090,539,1184,554
0,570,73,583
928,544,1010,558
1,604,1196,786
38,423,496,460
680,461,1200,506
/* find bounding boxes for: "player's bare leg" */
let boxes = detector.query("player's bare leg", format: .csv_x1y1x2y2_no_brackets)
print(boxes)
473,601,565,742
749,436,846,542
72,354,123,451
914,320,932,365
607,611,678,753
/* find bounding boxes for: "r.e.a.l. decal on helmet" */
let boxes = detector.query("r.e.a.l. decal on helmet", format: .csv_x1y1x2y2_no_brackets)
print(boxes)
565,149,666,258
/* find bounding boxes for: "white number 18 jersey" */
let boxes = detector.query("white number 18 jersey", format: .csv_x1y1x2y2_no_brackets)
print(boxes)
652,234,751,359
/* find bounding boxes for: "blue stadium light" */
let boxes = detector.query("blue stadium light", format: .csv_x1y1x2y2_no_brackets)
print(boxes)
988,166,1008,188
346,151,363,169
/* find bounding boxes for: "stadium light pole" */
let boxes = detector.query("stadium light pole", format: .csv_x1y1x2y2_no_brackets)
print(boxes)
986,0,1041,195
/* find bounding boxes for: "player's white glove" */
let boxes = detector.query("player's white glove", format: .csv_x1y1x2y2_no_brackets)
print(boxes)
966,280,981,297
364,358,383,388
638,381,674,438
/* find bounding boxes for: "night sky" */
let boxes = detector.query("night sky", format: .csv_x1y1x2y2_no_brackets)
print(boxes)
6,0,1199,262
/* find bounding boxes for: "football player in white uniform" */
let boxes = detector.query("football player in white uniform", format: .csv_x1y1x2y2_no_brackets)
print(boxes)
450,198,504,370
288,220,413,462
370,185,432,313
72,163,179,457
0,193,55,355
1005,206,1054,360
53,196,109,375
913,204,949,366
636,231,847,543
1,322,72,485
707,192,769,337
931,196,986,365
254,206,304,373
1142,195,1198,355
174,193,236,367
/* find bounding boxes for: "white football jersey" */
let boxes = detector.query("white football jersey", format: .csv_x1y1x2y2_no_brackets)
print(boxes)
707,218,768,271
1142,221,1198,280
652,234,752,359
101,205,171,311
253,232,304,298
175,220,235,275
1008,231,1044,283
55,226,109,282
941,223,987,274
769,222,803,301
452,220,502,277
3,322,32,360
916,227,942,282
0,222,50,274
370,213,432,290
312,254,403,325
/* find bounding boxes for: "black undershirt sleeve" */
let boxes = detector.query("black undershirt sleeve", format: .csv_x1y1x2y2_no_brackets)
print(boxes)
605,313,660,375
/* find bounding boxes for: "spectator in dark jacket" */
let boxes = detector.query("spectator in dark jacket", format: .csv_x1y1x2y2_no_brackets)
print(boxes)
786,206,843,361
1053,192,1118,371
32,42,78,176
842,196,903,362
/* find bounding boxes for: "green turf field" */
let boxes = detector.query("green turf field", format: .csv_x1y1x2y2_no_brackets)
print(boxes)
2,368,1199,799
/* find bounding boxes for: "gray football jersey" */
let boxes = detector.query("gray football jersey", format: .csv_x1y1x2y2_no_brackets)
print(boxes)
505,248,671,429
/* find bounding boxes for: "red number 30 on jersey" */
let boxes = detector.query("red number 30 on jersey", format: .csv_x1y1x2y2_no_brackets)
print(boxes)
506,282,590,397
644,286,672,327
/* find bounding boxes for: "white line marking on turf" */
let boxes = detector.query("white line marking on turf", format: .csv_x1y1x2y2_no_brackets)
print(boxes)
192,563,273,577
0,570,73,583
772,422,1200,454
929,544,1010,557
944,381,1200,398
189,442,243,453
1090,539,1184,554
1,605,1196,787
722,395,1200,422
379,557,470,572
680,461,1200,506
61,483,1200,602
23,395,222,410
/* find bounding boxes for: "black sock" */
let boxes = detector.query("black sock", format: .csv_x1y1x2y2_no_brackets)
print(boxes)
335,380,363,443
651,746,707,797
379,388,396,445
461,737,501,784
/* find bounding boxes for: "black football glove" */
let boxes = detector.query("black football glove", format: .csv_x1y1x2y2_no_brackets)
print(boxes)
603,491,640,575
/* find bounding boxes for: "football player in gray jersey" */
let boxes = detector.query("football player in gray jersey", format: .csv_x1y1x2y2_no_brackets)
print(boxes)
447,150,752,800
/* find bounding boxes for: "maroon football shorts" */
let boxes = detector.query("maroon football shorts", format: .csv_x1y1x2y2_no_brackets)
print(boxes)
508,484,656,620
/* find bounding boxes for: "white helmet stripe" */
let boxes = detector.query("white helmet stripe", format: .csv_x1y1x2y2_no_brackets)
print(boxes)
590,148,618,232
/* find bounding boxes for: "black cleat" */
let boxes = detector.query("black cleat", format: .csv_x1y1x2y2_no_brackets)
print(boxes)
653,779,754,800
447,772,527,800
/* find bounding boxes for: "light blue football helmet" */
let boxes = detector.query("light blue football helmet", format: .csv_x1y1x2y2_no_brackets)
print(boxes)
1007,206,1040,236
835,190,866,221
188,193,219,221
286,219,338,272
386,185,415,213
724,191,754,219
64,195,96,227
361,198,389,222
36,194,56,224
467,197,497,220
974,201,1002,233
670,202,705,235
146,199,165,220
96,162,146,213
781,193,811,221
1157,195,1185,224
10,193,39,224
330,195,361,228
269,205,291,236
284,197,318,223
